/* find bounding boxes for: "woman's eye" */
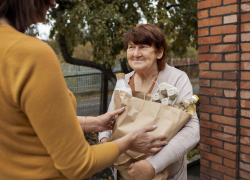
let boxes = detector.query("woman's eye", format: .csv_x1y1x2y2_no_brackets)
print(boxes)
141,45,148,48
128,46,134,49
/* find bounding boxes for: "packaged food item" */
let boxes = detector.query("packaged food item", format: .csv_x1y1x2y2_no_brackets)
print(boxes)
178,95,199,115
115,73,132,95
150,82,179,106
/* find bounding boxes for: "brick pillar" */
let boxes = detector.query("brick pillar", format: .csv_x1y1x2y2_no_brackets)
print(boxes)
198,0,250,179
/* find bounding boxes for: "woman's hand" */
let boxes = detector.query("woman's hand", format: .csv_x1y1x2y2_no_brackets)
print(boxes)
78,107,125,132
100,137,110,143
113,125,168,156
127,125,168,155
95,107,124,132
128,160,155,180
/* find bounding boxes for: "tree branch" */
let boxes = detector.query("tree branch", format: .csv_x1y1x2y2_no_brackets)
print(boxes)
166,4,180,10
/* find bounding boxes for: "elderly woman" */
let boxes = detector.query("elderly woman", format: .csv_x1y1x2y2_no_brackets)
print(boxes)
99,24,200,180
0,2,168,179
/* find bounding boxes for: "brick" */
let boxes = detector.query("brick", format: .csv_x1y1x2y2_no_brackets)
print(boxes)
210,4,238,16
241,62,250,70
200,62,210,70
240,170,250,179
240,153,250,163
243,0,250,2
211,25,238,35
241,109,250,118
201,143,211,152
200,88,223,96
201,136,223,148
224,158,238,169
198,10,209,19
211,97,238,107
240,161,250,171
199,54,222,61
200,166,223,179
211,63,239,71
241,127,250,136
199,46,209,53
200,104,223,114
200,71,222,79
200,112,210,120
212,131,237,143
211,44,238,53
225,53,239,61
242,12,250,22
224,108,238,116
224,72,239,80
224,14,238,24
224,34,238,43
241,3,250,12
241,90,250,99
240,118,250,128
241,23,250,32
198,0,222,9
201,158,210,168
201,127,211,136
212,147,237,160
211,80,238,89
200,96,210,104
200,120,223,131
241,43,250,52
224,0,238,4
224,126,237,134
242,33,250,42
241,53,250,60
241,100,250,108
212,114,237,126
241,144,250,154
224,90,238,98
199,36,222,45
223,174,235,180
241,81,250,89
242,72,250,80
240,136,250,145
200,79,210,87
211,162,237,177
225,143,238,152
200,173,211,180
199,17,222,28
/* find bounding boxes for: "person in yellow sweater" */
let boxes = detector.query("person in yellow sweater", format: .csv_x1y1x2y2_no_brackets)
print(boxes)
0,1,168,179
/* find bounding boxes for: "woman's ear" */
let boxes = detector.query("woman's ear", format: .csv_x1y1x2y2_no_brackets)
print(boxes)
157,48,164,59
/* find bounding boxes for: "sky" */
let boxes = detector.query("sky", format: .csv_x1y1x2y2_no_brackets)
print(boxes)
36,23,52,40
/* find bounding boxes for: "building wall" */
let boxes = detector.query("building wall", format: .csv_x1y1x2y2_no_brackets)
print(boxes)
198,0,250,179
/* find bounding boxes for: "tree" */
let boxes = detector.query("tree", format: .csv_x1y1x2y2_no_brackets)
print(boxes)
47,0,197,82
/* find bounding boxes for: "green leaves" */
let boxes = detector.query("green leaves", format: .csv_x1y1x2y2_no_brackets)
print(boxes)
48,0,197,67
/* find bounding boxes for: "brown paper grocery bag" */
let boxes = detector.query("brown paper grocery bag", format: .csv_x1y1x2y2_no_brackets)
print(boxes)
110,90,191,180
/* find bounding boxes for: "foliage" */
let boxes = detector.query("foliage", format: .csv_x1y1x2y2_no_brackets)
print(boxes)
47,0,197,68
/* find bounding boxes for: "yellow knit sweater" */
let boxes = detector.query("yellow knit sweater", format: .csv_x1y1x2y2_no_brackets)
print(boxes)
0,25,119,180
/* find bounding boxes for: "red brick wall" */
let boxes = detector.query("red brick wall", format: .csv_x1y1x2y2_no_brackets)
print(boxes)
198,0,250,179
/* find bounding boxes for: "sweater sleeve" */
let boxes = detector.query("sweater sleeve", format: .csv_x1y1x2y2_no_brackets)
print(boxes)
147,73,200,174
5,38,119,179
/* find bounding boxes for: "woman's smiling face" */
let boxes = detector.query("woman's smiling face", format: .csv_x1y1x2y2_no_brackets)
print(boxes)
127,42,163,73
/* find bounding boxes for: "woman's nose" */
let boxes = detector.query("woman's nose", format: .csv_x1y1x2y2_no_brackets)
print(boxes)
133,47,141,57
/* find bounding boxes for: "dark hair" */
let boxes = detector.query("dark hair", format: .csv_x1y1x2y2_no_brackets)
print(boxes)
0,0,51,32
125,24,167,71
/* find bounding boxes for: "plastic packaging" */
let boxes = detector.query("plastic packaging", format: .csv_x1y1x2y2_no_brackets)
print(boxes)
115,73,132,96
177,95,199,115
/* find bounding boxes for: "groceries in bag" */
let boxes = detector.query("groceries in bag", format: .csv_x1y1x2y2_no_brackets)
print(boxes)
115,73,132,96
150,82,179,106
178,95,199,115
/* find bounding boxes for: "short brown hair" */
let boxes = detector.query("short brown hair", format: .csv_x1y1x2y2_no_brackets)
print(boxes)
125,24,167,71
0,0,51,32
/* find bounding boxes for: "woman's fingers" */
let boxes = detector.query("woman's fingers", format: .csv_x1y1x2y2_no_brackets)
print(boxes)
108,107,125,117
